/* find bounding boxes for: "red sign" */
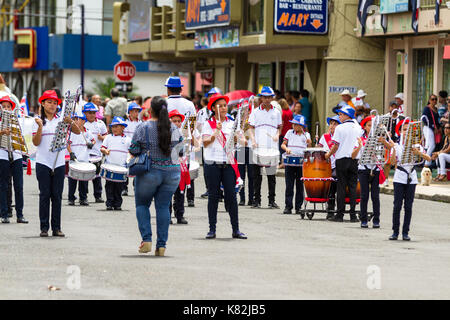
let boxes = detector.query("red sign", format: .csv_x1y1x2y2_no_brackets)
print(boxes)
114,61,136,82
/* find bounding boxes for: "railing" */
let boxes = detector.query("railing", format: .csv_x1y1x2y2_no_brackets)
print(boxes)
372,0,447,9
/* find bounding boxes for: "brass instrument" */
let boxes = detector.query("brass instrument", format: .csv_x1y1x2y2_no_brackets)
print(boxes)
0,107,28,156
359,110,391,166
240,96,252,133
399,116,425,166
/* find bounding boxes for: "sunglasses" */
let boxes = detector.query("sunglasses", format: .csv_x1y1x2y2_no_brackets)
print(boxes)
430,98,437,101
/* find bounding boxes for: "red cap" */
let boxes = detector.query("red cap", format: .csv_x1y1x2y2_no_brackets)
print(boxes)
395,119,410,136
39,90,62,106
360,116,374,129
168,109,185,122
0,95,16,110
207,94,230,111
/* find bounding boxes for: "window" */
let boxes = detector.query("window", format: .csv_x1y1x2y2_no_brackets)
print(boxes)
258,63,272,88
103,0,116,36
244,0,264,35
412,48,434,119
285,62,299,92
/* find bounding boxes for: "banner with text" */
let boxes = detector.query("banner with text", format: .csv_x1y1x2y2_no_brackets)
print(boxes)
274,0,328,34
185,0,230,30
380,0,409,14
194,27,239,50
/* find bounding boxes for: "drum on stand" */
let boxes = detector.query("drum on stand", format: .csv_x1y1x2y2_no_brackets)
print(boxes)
68,161,97,181
253,147,279,167
100,163,128,182
189,160,200,180
302,147,333,200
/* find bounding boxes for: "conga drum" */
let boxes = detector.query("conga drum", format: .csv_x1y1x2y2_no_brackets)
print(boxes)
345,181,361,203
302,148,333,200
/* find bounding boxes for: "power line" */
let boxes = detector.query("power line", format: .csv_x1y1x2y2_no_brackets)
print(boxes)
0,11,112,21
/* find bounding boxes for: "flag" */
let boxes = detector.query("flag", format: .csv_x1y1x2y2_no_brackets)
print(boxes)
411,0,420,34
435,0,441,25
19,94,29,117
357,0,374,36
381,13,387,33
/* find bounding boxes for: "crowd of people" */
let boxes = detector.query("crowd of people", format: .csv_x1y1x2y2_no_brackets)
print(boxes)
0,73,449,256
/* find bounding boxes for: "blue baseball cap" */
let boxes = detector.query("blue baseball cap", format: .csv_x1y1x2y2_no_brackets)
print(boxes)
334,105,355,119
290,114,307,128
128,102,142,113
258,86,275,97
206,87,222,98
327,115,342,125
109,116,128,128
82,102,99,113
165,76,184,88
72,112,87,121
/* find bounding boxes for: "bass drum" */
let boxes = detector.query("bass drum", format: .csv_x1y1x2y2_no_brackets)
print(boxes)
345,181,361,201
302,148,332,200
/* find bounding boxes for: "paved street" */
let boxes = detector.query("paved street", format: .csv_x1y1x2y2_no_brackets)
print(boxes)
1,170,450,300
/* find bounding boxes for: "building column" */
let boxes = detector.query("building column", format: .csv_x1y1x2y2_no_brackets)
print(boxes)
384,39,397,113
434,39,444,95
403,37,413,118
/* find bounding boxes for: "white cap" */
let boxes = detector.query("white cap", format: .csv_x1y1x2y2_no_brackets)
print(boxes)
357,89,367,98
395,93,404,100
340,89,352,96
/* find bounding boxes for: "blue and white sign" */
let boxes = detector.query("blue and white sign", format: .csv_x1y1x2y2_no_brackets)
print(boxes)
185,0,230,30
380,0,409,14
274,0,328,34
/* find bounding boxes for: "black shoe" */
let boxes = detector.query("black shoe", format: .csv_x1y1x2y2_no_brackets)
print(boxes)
326,213,334,220
252,202,261,209
350,215,359,223
170,219,173,225
361,221,368,228
331,215,344,222
52,230,65,237
177,218,188,224
95,198,105,203
373,222,380,229
40,231,48,237
17,218,28,224
269,202,280,209
205,231,216,239
295,209,301,215
106,207,113,211
402,234,411,241
283,208,292,215
79,200,89,206
1,218,10,224
247,200,254,206
232,231,247,239
187,200,195,207
68,200,75,206
200,192,208,199
7,211,13,218
114,207,122,211
389,233,399,240
239,199,246,206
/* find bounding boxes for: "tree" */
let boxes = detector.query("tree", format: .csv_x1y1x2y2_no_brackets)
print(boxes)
88,77,139,99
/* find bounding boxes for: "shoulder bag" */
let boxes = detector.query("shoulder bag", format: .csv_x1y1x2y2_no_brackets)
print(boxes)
127,125,151,176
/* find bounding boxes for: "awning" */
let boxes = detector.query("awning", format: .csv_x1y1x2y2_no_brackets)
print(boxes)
444,45,450,60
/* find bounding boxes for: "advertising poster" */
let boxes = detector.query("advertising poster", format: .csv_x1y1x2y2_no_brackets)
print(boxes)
185,0,230,30
274,0,328,34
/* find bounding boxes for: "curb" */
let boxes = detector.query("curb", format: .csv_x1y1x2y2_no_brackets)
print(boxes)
380,187,450,203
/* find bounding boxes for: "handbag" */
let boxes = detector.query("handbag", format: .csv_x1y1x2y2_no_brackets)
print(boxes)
429,107,442,145
127,126,151,176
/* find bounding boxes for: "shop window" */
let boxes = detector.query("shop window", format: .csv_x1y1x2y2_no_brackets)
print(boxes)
285,62,299,92
412,48,434,119
444,59,450,93
258,63,272,89
397,74,404,95
244,0,264,35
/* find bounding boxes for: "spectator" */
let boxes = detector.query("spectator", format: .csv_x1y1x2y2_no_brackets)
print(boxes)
274,89,283,101
438,91,448,119
299,89,311,129
104,88,128,127
422,94,441,167
278,99,294,168
134,95,143,107
91,94,104,121
352,90,371,123
432,123,450,181
394,93,405,114
141,96,152,121
291,91,300,110
285,91,293,108
440,98,450,127
333,89,355,114
293,101,302,115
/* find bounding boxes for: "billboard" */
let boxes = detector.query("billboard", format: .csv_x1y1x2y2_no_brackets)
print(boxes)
380,0,409,14
274,0,328,34
185,0,230,30
128,0,151,42
194,28,239,50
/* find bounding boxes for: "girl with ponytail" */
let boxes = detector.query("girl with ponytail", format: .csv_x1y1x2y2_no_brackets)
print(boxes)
129,96,182,257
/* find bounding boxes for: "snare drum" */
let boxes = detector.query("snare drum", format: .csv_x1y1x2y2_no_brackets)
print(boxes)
302,147,332,199
68,161,97,181
282,153,303,166
189,160,200,180
253,147,279,167
100,164,128,182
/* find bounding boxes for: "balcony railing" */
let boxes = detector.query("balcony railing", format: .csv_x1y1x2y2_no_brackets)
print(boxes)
372,0,447,9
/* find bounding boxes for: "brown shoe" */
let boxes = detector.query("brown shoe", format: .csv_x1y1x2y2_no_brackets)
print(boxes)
40,231,48,237
155,248,165,257
52,230,65,237
138,241,152,254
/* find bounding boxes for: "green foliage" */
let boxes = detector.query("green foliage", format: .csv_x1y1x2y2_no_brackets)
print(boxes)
88,77,139,99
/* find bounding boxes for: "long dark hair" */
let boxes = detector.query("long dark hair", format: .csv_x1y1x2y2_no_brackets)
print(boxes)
151,96,171,156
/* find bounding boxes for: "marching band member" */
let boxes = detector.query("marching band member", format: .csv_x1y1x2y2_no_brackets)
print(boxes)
237,100,254,207
83,103,107,203
0,96,27,224
202,94,247,239
32,90,80,237
101,117,131,211
281,115,311,214
325,105,360,223
165,76,196,117
389,120,431,241
248,86,282,209
67,112,95,206
318,115,341,220
352,116,390,229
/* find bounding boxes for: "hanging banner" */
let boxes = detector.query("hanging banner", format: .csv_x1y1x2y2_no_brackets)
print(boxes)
185,0,230,30
380,0,409,14
274,0,328,34
194,27,239,50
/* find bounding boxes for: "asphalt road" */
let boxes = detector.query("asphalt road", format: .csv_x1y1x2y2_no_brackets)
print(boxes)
1,171,450,300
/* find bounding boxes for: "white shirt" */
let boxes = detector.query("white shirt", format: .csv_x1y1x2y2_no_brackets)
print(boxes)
202,119,235,163
319,133,337,169
393,143,423,185
124,119,142,139
196,107,211,130
167,95,197,118
102,134,131,167
0,149,22,162
248,106,282,150
356,132,378,171
32,116,66,169
68,130,95,163
84,120,108,157
283,129,310,157
332,120,361,160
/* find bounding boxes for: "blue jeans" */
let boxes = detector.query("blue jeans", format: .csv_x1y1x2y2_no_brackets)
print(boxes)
135,168,180,248
0,159,24,219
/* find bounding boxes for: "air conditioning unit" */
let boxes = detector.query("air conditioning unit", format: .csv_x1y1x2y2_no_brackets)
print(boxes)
396,52,405,75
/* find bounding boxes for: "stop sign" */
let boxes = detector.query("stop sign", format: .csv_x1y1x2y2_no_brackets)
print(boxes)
114,61,136,82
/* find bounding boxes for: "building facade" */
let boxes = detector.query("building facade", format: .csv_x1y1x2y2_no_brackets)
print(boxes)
113,0,386,131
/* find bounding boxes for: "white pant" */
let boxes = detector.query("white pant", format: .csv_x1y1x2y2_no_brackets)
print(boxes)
423,126,435,166
437,153,450,175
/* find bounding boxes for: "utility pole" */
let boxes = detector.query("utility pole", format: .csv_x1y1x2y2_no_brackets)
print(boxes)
80,4,85,96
